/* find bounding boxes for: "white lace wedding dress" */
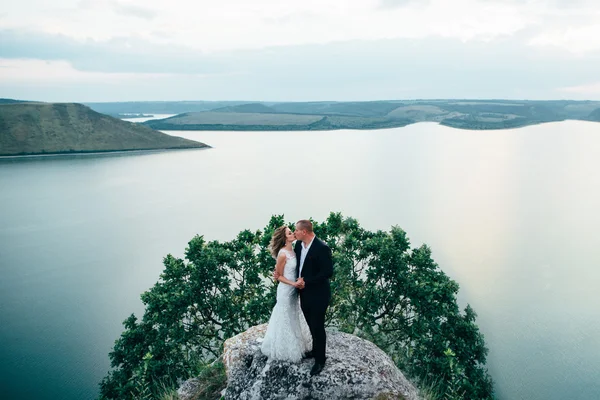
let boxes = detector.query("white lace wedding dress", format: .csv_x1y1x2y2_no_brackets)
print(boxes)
261,248,312,362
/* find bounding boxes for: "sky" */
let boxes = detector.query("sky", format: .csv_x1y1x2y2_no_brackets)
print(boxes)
1,0,600,102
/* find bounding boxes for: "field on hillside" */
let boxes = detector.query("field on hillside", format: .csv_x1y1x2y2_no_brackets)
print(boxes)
82,99,600,131
165,112,323,126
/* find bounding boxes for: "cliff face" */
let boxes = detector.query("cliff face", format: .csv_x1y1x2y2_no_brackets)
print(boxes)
178,324,421,400
0,102,209,156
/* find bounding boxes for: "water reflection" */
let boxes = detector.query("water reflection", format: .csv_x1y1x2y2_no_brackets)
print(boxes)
1,121,599,399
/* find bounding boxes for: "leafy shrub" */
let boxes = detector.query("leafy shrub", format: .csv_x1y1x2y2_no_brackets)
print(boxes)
99,213,493,399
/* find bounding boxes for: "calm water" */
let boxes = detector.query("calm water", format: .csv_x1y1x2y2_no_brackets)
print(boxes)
1,121,599,400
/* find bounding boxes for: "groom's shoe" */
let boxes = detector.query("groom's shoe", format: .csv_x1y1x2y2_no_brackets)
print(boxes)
310,362,324,376
303,350,315,359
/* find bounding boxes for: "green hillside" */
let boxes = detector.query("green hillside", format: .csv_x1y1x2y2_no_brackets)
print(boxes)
271,101,403,116
0,102,209,156
0,98,31,104
84,100,249,115
145,111,326,131
588,107,600,121
137,99,600,131
211,103,277,113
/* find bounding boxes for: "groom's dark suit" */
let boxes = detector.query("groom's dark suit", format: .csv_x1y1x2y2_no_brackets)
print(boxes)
295,237,333,365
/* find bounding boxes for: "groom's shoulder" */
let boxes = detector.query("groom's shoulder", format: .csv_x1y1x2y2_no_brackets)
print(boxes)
315,237,330,249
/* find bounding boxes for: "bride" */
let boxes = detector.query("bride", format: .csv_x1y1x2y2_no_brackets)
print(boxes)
261,225,312,362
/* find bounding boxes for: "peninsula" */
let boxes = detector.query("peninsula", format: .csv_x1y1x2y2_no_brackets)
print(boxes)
0,102,209,157
121,99,600,131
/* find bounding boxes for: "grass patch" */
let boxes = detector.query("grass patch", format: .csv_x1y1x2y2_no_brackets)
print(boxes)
157,360,226,400
195,360,227,400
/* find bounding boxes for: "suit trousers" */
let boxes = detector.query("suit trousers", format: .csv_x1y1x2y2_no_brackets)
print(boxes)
300,293,329,364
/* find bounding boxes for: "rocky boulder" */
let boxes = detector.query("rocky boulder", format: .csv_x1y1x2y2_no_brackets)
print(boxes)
215,323,421,400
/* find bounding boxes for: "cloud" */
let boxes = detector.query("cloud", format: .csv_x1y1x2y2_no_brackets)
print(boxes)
3,0,600,101
2,27,600,101
0,58,167,83
2,0,598,53
528,23,600,54
0,29,225,74
378,0,428,9
112,2,157,19
78,0,157,19
559,82,600,95
0,58,246,102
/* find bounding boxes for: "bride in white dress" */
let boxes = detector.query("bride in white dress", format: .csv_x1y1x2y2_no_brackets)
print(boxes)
261,226,312,362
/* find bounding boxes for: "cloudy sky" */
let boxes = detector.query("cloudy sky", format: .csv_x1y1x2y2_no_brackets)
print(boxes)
1,0,599,102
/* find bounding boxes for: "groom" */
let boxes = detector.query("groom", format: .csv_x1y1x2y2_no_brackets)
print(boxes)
293,219,333,376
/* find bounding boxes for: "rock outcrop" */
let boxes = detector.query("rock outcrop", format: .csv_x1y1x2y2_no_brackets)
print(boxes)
179,324,421,400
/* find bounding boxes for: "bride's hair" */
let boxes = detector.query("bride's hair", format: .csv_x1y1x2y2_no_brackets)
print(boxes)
269,225,288,259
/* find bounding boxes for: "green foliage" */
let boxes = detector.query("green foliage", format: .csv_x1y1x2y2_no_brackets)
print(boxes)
154,360,226,400
99,213,494,399
190,360,227,400
442,349,465,400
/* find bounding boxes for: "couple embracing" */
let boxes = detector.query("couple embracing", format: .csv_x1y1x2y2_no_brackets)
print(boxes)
260,220,333,376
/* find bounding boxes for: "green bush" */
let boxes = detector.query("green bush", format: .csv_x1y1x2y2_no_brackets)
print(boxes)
99,213,494,399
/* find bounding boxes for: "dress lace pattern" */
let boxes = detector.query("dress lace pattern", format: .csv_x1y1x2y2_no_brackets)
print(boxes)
260,249,312,362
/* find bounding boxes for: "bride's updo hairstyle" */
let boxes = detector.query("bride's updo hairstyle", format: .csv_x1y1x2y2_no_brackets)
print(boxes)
269,225,288,259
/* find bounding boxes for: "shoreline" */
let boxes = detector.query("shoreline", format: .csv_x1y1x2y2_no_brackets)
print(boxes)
0,146,210,160
148,118,597,132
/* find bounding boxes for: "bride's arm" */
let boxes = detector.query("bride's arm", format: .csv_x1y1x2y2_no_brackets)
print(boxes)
275,252,298,287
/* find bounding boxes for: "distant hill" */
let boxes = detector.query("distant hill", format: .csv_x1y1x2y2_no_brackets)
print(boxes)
145,111,328,131
141,99,600,131
588,108,600,121
0,102,209,156
0,98,31,104
211,103,277,113
270,101,403,117
85,101,250,115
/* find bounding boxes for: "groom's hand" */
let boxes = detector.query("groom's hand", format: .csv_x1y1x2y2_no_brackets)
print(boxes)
296,277,305,289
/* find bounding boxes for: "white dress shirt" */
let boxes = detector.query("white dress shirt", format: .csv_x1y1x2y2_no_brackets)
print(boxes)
299,236,315,277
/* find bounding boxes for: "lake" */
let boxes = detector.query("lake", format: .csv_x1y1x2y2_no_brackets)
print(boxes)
1,121,599,399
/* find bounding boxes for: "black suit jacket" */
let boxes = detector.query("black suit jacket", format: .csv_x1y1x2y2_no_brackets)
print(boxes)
295,237,333,305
